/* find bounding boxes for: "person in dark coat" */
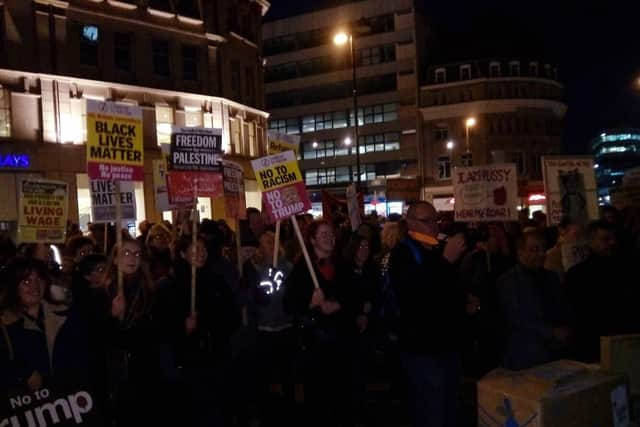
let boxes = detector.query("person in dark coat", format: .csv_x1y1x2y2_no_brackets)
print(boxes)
390,201,467,427
0,258,90,391
497,230,569,370
156,235,241,427
283,220,352,427
565,220,640,363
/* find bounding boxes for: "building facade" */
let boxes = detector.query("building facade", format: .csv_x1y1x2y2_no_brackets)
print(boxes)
419,58,567,211
591,129,640,204
262,0,427,215
0,0,270,234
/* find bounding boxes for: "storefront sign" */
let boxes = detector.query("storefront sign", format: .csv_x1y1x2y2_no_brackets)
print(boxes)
86,99,144,181
166,171,222,205
252,150,310,222
89,180,136,223
542,156,599,225
170,127,222,172
222,160,246,219
0,153,29,168
18,178,68,243
453,163,518,222
267,131,300,155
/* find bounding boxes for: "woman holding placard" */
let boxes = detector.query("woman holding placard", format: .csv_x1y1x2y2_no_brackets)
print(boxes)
284,220,351,427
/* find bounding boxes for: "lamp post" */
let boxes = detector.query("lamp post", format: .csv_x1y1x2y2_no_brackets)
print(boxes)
334,31,361,186
465,117,476,153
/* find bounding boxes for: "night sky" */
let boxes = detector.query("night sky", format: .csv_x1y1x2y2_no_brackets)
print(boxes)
265,0,640,154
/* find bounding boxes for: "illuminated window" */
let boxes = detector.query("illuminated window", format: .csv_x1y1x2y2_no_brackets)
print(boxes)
184,107,203,127
358,132,400,154
0,88,10,137
437,156,451,179
80,25,99,66
155,104,173,146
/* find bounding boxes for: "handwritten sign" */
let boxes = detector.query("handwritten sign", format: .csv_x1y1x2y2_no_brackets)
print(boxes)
542,156,598,225
18,178,68,243
90,180,136,223
222,160,246,220
170,127,222,172
267,131,300,155
86,100,143,181
166,171,222,204
251,150,310,222
453,164,518,222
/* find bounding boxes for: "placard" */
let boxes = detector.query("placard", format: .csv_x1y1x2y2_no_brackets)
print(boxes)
86,100,143,181
251,150,310,222
166,171,222,205
90,180,136,223
542,156,599,225
222,160,246,220
18,178,68,243
453,163,518,222
267,131,300,155
170,127,222,172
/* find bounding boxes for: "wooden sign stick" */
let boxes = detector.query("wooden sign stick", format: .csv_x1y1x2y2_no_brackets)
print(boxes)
115,181,123,296
273,219,281,268
291,215,319,289
191,179,198,315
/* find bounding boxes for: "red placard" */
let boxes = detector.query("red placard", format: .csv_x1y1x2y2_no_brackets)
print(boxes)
167,171,222,205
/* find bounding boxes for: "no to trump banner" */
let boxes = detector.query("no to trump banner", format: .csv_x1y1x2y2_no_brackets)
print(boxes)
222,160,246,220
251,150,310,222
18,178,68,243
90,180,136,223
167,171,223,205
453,164,518,222
542,156,598,226
267,131,300,155
170,127,223,172
86,99,143,181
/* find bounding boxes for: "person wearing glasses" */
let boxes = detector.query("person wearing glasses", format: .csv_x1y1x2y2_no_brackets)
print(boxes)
145,222,174,283
389,201,467,427
103,238,163,427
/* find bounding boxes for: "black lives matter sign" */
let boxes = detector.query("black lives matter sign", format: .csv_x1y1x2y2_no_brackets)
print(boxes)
169,127,222,172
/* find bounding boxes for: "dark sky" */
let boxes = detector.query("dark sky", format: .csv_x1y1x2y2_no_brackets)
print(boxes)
265,0,640,154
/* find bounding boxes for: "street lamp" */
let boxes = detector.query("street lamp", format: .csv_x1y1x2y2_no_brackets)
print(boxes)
446,140,455,150
334,28,362,186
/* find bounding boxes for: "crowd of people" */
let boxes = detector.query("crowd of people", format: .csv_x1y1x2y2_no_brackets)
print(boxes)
1,202,639,427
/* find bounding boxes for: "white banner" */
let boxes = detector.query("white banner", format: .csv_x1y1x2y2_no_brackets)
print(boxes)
90,180,136,223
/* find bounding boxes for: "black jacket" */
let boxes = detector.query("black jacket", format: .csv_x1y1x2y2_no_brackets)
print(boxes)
389,237,465,354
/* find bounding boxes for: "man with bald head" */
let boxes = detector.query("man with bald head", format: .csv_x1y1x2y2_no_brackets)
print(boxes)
390,201,467,427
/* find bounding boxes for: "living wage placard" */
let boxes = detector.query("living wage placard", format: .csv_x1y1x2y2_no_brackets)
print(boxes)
86,100,143,181
251,150,311,222
453,163,518,222
170,127,223,172
18,178,68,243
89,180,136,223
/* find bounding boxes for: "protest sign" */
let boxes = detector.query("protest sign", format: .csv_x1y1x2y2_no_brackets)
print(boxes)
152,159,175,212
166,171,222,204
0,384,101,427
251,150,311,223
170,127,222,172
222,160,246,220
90,180,136,223
86,100,143,181
542,156,599,225
267,131,300,155
453,163,518,222
18,178,68,243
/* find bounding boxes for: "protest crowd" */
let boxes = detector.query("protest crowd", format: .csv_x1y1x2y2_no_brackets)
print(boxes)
1,201,640,427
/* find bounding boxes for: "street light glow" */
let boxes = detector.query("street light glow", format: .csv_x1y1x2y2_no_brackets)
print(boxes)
344,137,352,145
466,117,476,128
312,141,318,148
446,141,454,150
333,32,349,46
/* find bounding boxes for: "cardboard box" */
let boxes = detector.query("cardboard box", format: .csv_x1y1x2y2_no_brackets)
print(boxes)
478,360,629,427
601,335,640,397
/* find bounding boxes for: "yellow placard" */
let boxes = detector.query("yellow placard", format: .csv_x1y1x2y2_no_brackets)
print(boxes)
18,178,68,243
268,139,299,155
255,160,303,192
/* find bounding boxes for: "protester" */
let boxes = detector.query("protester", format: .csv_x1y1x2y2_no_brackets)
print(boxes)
390,201,467,427
284,220,351,427
243,231,295,425
565,220,640,362
497,230,569,370
0,258,89,390
544,217,587,282
145,222,173,283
